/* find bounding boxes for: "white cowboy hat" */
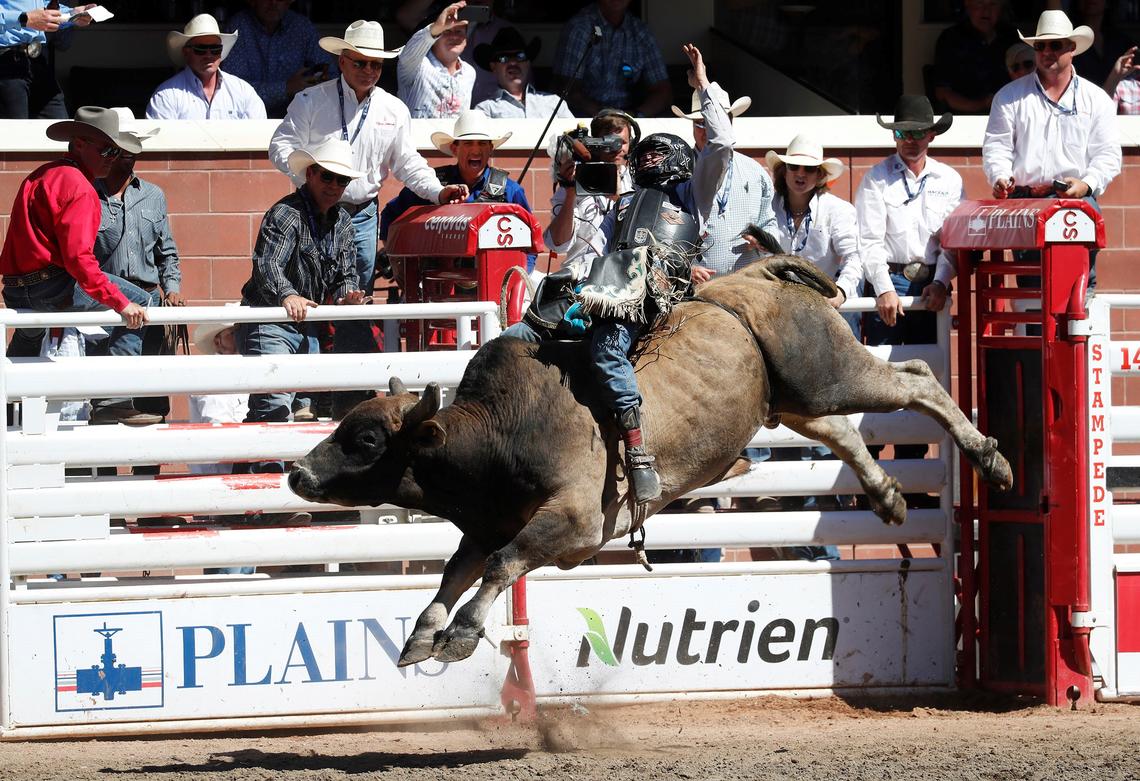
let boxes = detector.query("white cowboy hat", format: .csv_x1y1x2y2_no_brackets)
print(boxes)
764,133,845,184
109,106,159,142
430,110,513,155
287,138,367,180
319,20,402,60
166,14,238,66
192,322,235,355
1018,10,1094,57
670,89,751,120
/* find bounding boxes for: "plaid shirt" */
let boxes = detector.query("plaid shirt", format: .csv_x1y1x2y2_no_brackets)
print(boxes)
552,4,668,110
397,24,476,118
1115,76,1140,115
241,188,357,307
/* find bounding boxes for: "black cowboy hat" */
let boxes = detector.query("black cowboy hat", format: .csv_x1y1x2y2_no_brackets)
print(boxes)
875,95,953,135
473,26,541,71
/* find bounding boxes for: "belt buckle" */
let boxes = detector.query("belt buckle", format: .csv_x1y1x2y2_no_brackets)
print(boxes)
903,260,930,284
25,41,41,59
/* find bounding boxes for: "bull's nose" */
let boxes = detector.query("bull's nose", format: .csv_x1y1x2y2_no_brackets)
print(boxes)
288,466,319,499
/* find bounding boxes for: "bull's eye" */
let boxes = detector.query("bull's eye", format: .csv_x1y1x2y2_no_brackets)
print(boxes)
356,430,380,454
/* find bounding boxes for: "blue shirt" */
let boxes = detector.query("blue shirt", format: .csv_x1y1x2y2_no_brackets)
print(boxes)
379,164,536,271
0,1,76,47
94,176,181,293
222,9,334,118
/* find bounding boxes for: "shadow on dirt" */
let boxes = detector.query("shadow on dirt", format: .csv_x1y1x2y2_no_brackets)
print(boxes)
104,747,531,774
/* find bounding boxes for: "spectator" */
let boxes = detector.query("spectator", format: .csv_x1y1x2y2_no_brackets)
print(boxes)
985,9,1120,286
0,107,150,362
673,86,776,277
474,26,571,119
1005,41,1035,81
1114,62,1140,113
380,110,535,270
190,321,248,444
0,2,96,119
222,0,334,118
932,0,1018,114
271,19,465,416
553,0,670,117
238,139,368,465
1054,0,1136,93
398,1,475,118
89,108,182,426
147,14,266,120
545,108,635,269
856,95,964,505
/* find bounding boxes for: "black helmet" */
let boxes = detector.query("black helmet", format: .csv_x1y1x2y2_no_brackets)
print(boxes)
630,133,694,189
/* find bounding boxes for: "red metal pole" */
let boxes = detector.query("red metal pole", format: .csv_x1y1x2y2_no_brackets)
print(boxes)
500,577,537,720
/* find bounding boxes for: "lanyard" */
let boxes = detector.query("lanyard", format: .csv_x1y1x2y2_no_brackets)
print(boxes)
783,199,812,253
1034,73,1079,116
299,189,335,262
337,78,371,145
902,171,928,205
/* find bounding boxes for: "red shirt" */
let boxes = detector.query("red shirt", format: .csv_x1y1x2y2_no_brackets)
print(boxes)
0,158,130,311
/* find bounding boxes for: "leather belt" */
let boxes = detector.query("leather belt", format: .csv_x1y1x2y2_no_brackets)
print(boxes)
2,265,66,287
341,200,375,216
887,261,933,284
0,42,43,60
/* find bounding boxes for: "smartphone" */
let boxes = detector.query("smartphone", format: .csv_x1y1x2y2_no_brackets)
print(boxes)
457,4,492,24
1052,178,1069,193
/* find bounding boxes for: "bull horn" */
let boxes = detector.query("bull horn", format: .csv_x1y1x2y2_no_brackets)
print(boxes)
404,382,442,428
388,377,408,396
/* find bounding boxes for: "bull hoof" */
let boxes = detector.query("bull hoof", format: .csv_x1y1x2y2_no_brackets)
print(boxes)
397,632,436,668
870,477,907,527
978,437,1014,491
432,625,483,663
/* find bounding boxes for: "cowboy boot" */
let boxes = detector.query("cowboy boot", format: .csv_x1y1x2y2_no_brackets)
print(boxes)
618,406,661,504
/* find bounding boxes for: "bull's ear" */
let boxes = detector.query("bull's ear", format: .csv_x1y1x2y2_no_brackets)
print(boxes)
403,382,442,428
388,376,408,396
413,420,447,450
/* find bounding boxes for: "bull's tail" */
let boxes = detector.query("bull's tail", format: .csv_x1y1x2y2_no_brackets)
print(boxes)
753,254,839,298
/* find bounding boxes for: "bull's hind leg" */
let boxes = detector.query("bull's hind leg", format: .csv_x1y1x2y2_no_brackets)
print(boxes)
781,413,906,526
397,534,487,667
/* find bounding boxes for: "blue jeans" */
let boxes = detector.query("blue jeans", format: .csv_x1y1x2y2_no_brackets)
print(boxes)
333,201,378,355
3,270,152,358
591,319,645,413
239,321,319,472
91,286,164,413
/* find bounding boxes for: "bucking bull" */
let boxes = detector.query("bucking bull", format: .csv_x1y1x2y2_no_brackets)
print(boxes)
289,256,1013,667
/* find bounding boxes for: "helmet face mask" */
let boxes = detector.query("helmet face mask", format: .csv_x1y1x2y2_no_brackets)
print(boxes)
630,133,695,189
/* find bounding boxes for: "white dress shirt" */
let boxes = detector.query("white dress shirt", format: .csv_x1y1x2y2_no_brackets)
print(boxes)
983,69,1121,196
475,85,574,119
146,67,267,120
855,153,965,294
771,191,865,302
269,76,443,206
698,151,777,275
397,25,476,118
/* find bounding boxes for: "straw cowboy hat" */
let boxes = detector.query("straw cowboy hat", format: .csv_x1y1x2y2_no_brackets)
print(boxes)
430,110,512,155
193,322,235,355
670,88,751,120
319,20,402,60
109,106,159,143
875,94,953,135
287,138,367,180
473,26,542,71
166,14,238,66
46,106,143,155
764,134,844,184
1019,10,1094,56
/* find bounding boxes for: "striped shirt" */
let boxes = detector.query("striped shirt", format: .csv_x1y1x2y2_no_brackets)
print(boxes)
1115,75,1140,115
397,24,476,119
697,151,777,275
241,189,357,307
94,176,181,293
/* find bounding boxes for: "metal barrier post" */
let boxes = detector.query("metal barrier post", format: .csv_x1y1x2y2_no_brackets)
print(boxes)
0,317,12,731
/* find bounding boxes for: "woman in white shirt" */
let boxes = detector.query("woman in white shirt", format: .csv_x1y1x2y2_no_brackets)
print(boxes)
762,133,864,339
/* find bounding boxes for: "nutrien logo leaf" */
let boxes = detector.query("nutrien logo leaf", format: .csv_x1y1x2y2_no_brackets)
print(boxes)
576,608,618,666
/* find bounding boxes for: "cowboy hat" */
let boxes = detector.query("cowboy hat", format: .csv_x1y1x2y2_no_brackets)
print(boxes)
46,106,143,155
1019,10,1094,56
287,138,367,180
166,14,238,66
430,110,513,155
473,26,541,71
670,89,751,120
109,106,159,143
875,94,953,135
192,322,236,355
764,134,844,183
319,20,402,60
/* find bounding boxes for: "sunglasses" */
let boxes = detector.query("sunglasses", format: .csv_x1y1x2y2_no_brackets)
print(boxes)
343,55,383,72
187,43,224,56
893,129,930,141
786,163,819,173
80,136,122,159
1034,40,1069,53
1009,59,1035,73
494,51,528,64
318,170,352,187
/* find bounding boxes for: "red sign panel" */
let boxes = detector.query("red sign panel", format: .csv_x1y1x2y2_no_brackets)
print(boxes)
941,198,1104,251
386,202,545,257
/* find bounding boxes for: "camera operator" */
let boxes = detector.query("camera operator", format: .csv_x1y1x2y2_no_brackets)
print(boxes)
543,108,636,270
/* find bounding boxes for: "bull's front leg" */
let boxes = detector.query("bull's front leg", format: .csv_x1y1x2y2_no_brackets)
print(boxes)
432,509,583,663
397,534,487,667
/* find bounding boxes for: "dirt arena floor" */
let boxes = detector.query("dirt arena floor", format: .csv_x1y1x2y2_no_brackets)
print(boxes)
2,693,1139,781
